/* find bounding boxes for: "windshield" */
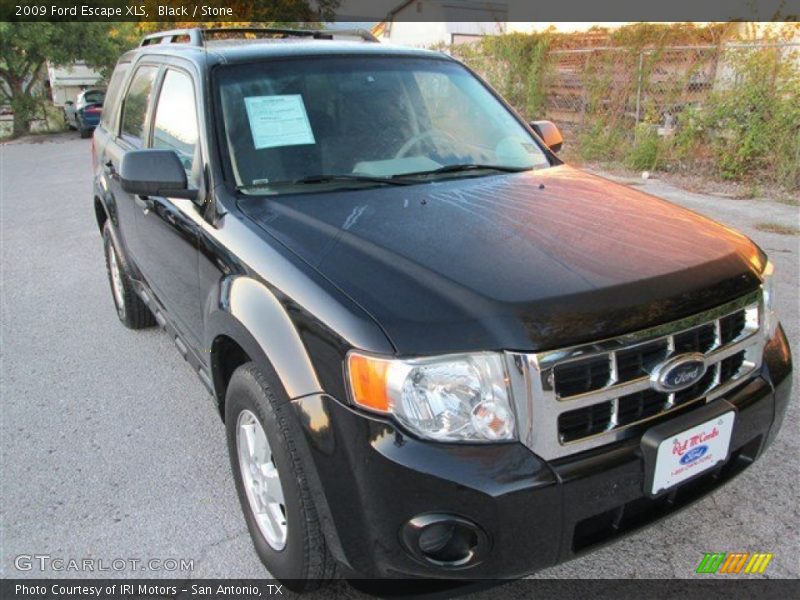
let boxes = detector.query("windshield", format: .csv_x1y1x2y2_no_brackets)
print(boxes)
214,56,551,194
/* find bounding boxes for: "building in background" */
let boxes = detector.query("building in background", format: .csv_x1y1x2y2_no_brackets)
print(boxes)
46,62,103,107
369,0,631,46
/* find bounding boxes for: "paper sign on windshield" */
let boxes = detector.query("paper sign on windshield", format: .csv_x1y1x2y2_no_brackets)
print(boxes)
244,95,316,150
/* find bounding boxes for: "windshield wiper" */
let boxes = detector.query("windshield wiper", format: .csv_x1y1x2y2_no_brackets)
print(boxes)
235,166,526,193
293,174,414,186
396,163,533,179
236,174,414,193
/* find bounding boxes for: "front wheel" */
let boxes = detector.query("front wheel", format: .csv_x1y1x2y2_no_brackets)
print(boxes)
225,362,336,592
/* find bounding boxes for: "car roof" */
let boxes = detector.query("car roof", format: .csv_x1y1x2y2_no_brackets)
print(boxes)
78,89,104,98
120,38,452,69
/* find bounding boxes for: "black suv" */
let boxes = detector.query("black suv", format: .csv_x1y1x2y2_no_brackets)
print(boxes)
93,28,792,590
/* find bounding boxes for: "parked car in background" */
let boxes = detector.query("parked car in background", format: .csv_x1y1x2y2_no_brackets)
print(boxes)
65,89,104,138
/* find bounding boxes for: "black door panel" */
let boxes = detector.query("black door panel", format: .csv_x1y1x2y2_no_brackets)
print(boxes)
134,196,203,348
133,66,205,351
103,131,142,266
108,63,160,270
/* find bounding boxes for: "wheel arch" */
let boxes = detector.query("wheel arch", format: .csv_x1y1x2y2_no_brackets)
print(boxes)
207,276,323,420
94,195,108,233
207,278,351,569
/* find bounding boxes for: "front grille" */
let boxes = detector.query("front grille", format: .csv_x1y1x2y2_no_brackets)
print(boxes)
558,318,739,400
553,308,756,445
674,322,717,354
553,357,610,397
548,315,733,401
720,311,747,344
514,291,765,460
673,367,718,406
559,402,613,442
720,351,746,381
616,388,666,426
616,340,669,381
561,362,723,442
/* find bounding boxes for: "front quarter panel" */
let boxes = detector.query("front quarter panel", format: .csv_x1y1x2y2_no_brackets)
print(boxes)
197,203,395,401
762,324,793,450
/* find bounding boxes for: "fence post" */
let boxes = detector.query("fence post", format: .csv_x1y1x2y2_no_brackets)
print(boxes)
581,51,590,127
635,50,644,126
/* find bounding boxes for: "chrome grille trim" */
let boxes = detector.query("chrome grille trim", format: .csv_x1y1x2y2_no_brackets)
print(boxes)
506,290,765,460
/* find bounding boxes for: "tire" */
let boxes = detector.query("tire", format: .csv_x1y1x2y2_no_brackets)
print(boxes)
225,362,336,592
77,115,91,138
102,223,156,329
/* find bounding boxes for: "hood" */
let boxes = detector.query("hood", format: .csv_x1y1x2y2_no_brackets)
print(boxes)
238,166,764,354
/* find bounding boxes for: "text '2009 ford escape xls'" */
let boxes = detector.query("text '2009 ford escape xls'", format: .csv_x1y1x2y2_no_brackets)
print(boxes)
92,28,792,590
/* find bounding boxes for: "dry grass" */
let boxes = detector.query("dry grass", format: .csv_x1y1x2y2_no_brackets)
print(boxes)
754,222,800,235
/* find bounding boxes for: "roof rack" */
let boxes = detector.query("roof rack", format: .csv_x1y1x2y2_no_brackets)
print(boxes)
139,27,379,47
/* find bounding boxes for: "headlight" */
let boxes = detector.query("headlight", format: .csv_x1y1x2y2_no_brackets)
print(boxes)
761,261,777,338
347,352,516,442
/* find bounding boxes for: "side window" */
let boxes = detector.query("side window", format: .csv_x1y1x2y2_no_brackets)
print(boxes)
120,65,158,147
152,69,199,176
100,63,131,131
100,62,129,130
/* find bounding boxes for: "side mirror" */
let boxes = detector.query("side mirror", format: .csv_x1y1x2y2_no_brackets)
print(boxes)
530,120,563,153
120,149,197,200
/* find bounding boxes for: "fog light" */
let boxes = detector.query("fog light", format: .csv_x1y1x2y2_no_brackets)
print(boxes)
418,522,456,555
401,514,489,568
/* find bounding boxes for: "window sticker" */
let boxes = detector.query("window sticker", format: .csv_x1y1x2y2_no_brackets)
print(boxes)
244,94,316,150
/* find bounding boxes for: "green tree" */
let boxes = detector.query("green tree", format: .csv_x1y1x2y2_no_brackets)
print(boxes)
1,1,342,138
134,0,342,37
135,0,341,29
0,22,138,137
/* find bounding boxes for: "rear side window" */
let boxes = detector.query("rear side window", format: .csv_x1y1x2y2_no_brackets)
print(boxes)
152,69,199,176
120,65,158,147
100,63,129,130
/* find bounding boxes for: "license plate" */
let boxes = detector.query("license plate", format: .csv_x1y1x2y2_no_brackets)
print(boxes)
650,411,735,495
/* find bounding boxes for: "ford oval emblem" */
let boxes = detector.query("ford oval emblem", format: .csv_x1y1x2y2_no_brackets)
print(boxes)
680,444,708,465
651,353,707,393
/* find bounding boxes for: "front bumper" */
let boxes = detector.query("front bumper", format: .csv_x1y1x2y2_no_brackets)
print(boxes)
291,326,792,578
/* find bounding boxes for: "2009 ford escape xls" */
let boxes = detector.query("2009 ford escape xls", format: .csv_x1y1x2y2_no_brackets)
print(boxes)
92,28,792,590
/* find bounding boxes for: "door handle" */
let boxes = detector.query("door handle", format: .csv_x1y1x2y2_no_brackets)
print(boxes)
134,195,154,215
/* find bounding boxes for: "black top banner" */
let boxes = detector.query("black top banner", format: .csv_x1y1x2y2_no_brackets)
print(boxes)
2,0,800,23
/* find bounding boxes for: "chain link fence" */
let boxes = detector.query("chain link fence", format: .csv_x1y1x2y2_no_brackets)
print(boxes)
458,41,799,130
453,40,800,188
547,43,797,131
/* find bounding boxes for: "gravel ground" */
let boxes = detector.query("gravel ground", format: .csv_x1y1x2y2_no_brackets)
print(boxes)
1,135,798,597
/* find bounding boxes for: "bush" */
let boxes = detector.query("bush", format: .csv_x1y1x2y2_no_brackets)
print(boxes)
702,44,800,187
670,105,706,163
452,23,800,192
575,122,625,162
627,123,664,171
470,32,553,118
